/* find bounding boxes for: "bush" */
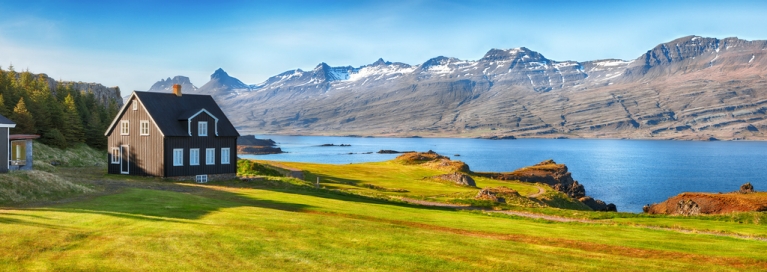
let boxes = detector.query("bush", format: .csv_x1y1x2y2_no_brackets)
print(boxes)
237,159,283,177
39,128,68,148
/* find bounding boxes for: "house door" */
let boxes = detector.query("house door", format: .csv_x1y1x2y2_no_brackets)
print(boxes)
120,145,129,174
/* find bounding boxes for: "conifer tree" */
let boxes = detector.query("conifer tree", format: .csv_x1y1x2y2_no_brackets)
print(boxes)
10,97,35,134
0,94,8,117
62,94,84,143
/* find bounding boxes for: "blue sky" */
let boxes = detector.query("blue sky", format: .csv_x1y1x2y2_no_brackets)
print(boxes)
0,0,765,93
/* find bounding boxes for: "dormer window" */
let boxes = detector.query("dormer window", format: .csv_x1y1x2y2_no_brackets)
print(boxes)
198,121,208,136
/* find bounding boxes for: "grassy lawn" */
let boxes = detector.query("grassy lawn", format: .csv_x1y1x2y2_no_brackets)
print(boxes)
0,169,766,271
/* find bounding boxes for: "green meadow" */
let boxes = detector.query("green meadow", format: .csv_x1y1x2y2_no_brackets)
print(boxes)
1,143,766,271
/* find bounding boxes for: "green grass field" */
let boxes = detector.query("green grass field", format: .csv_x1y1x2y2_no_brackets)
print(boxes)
1,150,767,270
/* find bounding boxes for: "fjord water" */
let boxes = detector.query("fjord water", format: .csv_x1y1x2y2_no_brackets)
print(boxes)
243,135,767,212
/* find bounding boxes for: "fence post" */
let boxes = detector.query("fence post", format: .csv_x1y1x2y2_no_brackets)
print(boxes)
316,177,320,188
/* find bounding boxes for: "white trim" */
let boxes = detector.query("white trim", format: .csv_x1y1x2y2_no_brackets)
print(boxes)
173,149,184,166
186,109,219,136
190,148,200,166
111,147,120,164
5,128,9,170
120,120,129,135
0,124,15,128
120,145,129,174
206,148,215,165
198,121,208,136
140,120,150,136
221,148,230,164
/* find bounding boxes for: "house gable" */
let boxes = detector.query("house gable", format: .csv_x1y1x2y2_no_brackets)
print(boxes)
104,93,165,137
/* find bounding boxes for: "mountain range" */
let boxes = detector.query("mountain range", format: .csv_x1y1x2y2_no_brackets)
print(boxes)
149,35,767,140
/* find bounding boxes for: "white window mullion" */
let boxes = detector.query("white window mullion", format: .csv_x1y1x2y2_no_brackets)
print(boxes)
173,149,183,166
221,148,230,164
206,148,215,165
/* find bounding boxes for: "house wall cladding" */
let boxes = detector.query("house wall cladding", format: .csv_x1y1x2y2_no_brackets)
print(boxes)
163,114,237,177
107,98,165,176
0,127,8,173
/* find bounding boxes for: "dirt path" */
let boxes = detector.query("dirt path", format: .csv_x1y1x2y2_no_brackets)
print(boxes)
527,186,545,198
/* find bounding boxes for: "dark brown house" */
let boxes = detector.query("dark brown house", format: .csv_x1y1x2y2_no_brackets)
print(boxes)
104,85,239,182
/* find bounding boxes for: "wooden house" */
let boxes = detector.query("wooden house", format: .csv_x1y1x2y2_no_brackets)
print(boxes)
104,85,240,182
0,113,15,173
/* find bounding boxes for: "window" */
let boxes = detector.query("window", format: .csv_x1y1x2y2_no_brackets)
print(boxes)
140,120,150,136
221,148,230,164
120,120,129,135
196,175,208,183
206,148,215,165
190,148,200,165
173,149,183,166
132,102,137,111
111,148,120,164
198,121,208,136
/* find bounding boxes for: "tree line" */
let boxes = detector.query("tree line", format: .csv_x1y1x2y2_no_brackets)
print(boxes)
0,66,120,150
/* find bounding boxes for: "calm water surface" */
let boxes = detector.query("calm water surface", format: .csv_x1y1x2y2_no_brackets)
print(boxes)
242,135,767,212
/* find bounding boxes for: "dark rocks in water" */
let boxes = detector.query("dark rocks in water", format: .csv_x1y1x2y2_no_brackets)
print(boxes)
377,149,415,154
708,137,719,141
237,135,276,146
740,182,755,194
237,135,283,155
433,172,476,187
319,143,351,147
642,204,651,213
578,196,617,212
476,187,520,203
480,135,517,140
454,154,460,156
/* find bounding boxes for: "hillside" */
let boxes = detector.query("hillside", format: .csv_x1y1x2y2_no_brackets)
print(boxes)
1,158,767,270
161,35,767,140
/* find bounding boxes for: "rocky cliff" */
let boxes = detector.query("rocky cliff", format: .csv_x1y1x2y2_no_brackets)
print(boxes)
40,75,123,107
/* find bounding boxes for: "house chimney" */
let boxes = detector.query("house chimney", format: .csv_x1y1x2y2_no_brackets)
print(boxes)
173,84,182,97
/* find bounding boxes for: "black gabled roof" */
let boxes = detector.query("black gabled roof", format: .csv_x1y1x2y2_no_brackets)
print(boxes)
106,91,239,137
0,113,14,126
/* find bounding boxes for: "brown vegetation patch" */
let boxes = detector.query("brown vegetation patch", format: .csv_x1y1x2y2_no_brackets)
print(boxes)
646,192,767,215
475,187,520,203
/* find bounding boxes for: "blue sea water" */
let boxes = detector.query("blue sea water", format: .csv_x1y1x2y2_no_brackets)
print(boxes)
241,135,767,212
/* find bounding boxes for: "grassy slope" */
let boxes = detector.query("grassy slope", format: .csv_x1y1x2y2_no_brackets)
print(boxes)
0,142,102,205
0,178,766,271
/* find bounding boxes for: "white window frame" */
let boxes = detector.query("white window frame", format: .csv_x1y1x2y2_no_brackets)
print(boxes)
206,148,215,165
198,121,208,136
140,120,150,136
221,148,230,164
196,175,208,183
132,102,137,111
190,148,200,166
173,149,183,166
111,147,120,164
120,120,129,135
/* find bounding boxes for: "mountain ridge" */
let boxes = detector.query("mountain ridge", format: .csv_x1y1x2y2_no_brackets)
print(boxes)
150,35,767,140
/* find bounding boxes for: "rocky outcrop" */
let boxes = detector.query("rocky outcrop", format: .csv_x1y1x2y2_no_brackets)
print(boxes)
578,196,617,212
645,191,767,215
475,187,520,203
740,182,756,194
475,159,616,212
395,151,469,172
476,160,585,198
237,135,283,155
433,172,476,187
